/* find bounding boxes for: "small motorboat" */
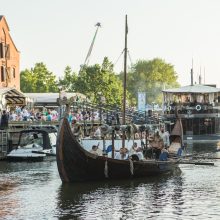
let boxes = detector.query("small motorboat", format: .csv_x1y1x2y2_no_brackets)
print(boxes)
7,126,57,162
7,146,46,162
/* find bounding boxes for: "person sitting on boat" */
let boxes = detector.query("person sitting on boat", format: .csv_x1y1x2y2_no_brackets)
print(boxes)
89,143,102,156
94,126,101,139
129,142,144,160
114,129,121,139
145,132,164,159
159,147,169,161
115,147,129,160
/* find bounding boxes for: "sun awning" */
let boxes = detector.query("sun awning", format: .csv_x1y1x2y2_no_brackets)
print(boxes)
162,84,220,94
0,88,27,105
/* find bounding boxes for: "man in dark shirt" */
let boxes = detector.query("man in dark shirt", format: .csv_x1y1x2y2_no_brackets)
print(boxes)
0,110,9,129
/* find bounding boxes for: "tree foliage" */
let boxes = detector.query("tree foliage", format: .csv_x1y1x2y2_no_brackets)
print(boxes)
20,62,58,93
74,57,126,106
20,58,179,108
119,58,180,104
58,66,77,92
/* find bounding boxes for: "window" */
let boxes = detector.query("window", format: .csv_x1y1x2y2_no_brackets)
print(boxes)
1,66,5,82
7,67,11,82
5,44,10,59
13,67,16,78
0,42,4,58
0,43,9,59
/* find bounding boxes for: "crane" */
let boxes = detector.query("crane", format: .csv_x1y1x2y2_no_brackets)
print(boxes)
83,22,101,67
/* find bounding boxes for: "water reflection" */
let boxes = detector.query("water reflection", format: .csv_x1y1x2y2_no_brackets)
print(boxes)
186,142,217,154
0,179,20,219
0,160,58,220
0,147,220,219
56,169,183,219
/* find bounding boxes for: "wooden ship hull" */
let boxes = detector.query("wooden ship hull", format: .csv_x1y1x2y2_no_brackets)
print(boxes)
56,118,179,183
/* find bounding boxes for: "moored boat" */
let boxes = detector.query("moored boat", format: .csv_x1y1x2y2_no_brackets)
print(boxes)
56,118,180,183
6,126,57,162
163,84,220,143
6,149,46,162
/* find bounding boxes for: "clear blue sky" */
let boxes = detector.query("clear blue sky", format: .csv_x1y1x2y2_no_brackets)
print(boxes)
1,0,220,86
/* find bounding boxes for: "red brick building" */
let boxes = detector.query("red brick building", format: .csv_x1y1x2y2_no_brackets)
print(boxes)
0,15,20,90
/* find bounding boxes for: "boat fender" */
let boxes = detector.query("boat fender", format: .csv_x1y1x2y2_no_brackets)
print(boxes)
104,160,108,178
196,105,202,111
129,158,134,175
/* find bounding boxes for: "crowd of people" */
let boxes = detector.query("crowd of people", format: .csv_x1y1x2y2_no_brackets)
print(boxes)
89,126,182,161
0,106,59,123
0,106,106,125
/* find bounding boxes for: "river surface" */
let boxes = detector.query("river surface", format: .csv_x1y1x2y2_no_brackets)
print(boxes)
0,144,220,220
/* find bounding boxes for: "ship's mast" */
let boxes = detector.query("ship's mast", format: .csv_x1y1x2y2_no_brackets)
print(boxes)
122,15,128,148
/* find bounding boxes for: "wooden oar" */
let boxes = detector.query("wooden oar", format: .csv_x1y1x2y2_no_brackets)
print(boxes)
192,156,220,160
181,153,220,160
178,160,214,166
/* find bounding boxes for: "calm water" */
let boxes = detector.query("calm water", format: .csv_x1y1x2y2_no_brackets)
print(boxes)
1,144,220,220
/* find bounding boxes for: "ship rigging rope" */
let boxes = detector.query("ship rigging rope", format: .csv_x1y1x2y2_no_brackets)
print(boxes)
127,50,133,65
114,49,124,66
114,49,133,67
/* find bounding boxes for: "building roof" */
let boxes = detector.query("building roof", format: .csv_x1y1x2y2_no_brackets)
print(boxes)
0,15,10,31
0,15,20,53
24,92,87,106
0,87,25,96
162,84,220,94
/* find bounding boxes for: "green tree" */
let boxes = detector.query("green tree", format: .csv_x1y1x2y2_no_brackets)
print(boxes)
75,57,126,106
58,66,77,92
119,58,180,104
20,62,58,93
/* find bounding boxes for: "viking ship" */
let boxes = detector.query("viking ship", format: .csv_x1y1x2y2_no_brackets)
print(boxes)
56,117,180,183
